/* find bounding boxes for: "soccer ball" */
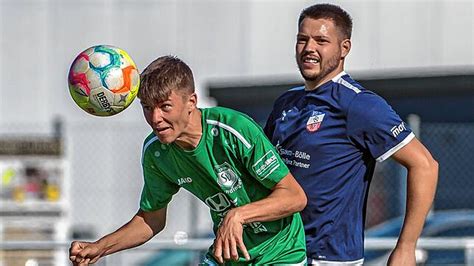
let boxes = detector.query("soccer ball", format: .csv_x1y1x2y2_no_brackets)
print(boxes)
68,45,140,116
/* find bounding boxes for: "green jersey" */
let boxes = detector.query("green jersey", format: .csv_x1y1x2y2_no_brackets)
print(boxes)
140,107,306,263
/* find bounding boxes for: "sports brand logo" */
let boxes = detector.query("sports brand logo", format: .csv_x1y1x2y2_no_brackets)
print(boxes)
280,109,293,121
391,122,407,138
306,111,325,132
177,177,193,186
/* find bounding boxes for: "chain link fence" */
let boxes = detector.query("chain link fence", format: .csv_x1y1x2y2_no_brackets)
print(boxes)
367,121,474,227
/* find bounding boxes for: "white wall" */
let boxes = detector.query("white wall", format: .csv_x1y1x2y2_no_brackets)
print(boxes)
0,0,473,248
1,0,473,124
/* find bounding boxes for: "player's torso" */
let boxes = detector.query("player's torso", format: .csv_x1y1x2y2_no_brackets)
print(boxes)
270,85,365,189
268,80,370,261
150,108,276,235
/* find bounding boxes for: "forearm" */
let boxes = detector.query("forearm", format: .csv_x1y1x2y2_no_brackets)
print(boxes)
94,210,163,257
397,160,438,247
229,177,306,224
236,194,303,224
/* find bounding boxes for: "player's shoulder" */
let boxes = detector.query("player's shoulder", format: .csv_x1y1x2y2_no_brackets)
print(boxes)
142,132,160,154
274,85,305,105
204,106,256,125
331,72,367,97
331,72,388,111
339,79,396,121
204,107,263,137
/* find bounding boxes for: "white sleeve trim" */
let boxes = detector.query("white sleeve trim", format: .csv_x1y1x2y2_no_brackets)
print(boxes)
206,119,252,149
376,132,415,162
141,136,159,164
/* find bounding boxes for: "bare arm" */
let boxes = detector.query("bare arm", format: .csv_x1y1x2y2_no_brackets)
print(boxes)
388,138,439,265
69,207,167,265
213,173,307,263
227,172,306,223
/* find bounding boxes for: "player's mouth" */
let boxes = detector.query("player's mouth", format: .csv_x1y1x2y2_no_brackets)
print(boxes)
155,127,172,134
302,57,320,68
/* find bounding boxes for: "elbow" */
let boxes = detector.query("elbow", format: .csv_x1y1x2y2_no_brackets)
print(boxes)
416,153,439,177
425,156,439,180
295,190,307,212
432,158,439,175
431,158,439,183
414,155,439,185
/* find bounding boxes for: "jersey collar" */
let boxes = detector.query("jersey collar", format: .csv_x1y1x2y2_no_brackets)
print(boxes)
331,71,348,82
304,71,348,93
305,71,348,91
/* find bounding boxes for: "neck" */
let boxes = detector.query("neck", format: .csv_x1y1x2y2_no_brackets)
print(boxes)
175,109,202,150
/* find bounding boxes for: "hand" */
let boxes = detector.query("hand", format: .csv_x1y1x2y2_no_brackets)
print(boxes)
69,241,103,265
387,244,416,266
213,209,250,264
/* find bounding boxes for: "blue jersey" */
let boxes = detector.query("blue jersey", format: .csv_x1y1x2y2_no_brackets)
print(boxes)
264,72,414,262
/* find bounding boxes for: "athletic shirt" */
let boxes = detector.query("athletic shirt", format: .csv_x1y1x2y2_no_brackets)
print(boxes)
264,72,414,261
140,106,302,254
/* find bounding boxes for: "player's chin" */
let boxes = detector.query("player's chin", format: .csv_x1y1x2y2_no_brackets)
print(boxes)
154,132,175,144
302,71,321,81
298,67,320,79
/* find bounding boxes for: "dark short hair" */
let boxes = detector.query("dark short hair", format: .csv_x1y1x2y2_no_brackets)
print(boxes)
298,3,353,40
138,55,195,105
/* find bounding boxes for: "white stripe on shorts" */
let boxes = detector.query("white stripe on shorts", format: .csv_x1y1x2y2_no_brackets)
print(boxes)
309,258,364,266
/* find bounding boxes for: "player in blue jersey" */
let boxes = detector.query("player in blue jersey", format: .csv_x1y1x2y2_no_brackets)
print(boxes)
264,4,439,266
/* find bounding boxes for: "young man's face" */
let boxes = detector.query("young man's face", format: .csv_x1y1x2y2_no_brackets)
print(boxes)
296,17,349,87
141,90,196,144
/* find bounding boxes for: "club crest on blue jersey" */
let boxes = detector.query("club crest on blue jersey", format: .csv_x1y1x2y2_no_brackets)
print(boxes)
306,111,325,132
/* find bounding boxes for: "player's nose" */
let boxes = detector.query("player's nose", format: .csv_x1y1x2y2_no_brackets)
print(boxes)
150,107,164,124
304,38,317,52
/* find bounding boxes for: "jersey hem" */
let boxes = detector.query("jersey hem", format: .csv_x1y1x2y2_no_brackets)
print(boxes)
376,132,415,162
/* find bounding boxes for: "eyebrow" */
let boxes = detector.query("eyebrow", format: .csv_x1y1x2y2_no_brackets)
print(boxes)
297,33,330,40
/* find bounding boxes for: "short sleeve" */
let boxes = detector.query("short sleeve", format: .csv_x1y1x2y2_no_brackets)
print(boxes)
347,91,415,162
140,148,180,212
241,119,290,189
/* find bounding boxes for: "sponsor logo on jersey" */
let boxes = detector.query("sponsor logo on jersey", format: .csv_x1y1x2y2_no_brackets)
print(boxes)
205,192,232,212
252,150,279,180
243,221,268,233
306,111,325,132
391,122,407,138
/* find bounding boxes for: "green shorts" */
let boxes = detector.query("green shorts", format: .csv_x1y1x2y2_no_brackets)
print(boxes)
201,214,307,265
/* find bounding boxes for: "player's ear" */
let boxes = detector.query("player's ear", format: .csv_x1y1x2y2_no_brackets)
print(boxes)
341,39,351,59
187,92,197,112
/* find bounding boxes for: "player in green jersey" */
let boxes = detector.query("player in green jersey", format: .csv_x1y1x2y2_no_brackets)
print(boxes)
69,55,307,265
